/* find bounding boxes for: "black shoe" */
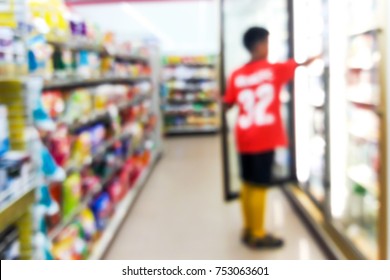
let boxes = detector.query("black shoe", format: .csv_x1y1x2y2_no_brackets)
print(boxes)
244,234,284,249
241,229,251,244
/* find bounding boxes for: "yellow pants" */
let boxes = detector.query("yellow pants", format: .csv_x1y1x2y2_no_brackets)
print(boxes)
241,182,267,238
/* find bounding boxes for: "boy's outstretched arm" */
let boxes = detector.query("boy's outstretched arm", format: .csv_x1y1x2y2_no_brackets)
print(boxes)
299,54,322,67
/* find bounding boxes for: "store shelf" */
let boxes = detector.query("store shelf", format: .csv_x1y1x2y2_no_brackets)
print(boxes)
47,41,149,63
43,76,151,91
165,63,215,68
348,98,378,108
165,98,216,104
165,126,219,135
48,191,98,241
88,150,161,260
348,128,378,143
165,87,213,92
347,165,378,197
0,186,36,233
66,93,150,132
48,40,105,54
65,131,132,174
164,110,217,116
165,77,214,82
345,225,377,260
348,27,381,37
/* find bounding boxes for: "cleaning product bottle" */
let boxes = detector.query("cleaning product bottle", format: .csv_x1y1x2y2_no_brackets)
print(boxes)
26,77,56,132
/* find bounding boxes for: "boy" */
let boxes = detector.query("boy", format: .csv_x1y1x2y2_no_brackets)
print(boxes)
224,27,318,249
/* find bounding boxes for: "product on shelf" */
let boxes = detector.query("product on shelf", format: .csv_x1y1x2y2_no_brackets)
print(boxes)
47,124,71,168
0,226,19,260
107,179,127,204
0,27,27,77
79,208,97,241
0,152,31,209
52,222,88,260
90,192,113,231
62,173,82,219
70,131,92,168
0,106,10,157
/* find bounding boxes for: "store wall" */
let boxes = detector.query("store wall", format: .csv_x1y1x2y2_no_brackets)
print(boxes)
72,0,219,55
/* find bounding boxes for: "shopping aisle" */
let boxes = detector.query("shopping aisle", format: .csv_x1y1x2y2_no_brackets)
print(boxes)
105,136,326,260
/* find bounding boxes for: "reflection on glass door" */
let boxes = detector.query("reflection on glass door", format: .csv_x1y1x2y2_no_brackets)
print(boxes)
329,0,382,259
293,0,329,207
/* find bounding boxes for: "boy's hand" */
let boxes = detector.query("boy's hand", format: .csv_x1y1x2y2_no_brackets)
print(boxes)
301,54,322,66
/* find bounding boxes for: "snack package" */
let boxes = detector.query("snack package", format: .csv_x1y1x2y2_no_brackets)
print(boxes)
71,132,91,167
63,89,93,124
90,192,112,231
49,124,71,167
62,173,82,219
107,180,126,204
82,174,101,195
42,90,65,120
52,222,88,260
79,208,97,241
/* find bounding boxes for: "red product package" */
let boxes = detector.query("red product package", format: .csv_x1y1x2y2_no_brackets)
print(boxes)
49,125,71,167
42,90,65,119
128,158,143,187
107,180,126,204
82,174,101,196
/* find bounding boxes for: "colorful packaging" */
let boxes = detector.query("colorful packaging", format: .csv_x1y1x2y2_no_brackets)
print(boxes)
79,208,97,241
90,192,112,231
0,226,19,260
90,124,106,154
71,132,91,167
0,105,10,157
107,180,126,204
82,174,101,195
62,173,82,219
52,222,88,260
42,90,65,119
63,89,93,124
48,124,71,167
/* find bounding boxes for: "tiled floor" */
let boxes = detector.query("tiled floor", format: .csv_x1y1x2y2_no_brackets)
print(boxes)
105,136,326,260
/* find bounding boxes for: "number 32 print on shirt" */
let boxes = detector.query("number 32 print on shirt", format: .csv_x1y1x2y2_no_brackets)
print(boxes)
224,59,298,153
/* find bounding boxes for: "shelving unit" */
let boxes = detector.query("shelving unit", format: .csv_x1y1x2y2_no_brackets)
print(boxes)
0,0,163,260
43,76,150,91
161,55,220,135
41,72,161,259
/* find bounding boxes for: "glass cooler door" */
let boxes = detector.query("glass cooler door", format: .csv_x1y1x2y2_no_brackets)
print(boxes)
293,0,329,208
220,0,293,200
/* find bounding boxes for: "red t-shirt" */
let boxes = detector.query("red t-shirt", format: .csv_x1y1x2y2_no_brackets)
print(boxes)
224,59,298,154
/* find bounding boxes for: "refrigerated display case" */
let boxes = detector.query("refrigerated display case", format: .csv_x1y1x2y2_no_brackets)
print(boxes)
293,0,329,208
328,0,387,260
285,0,389,260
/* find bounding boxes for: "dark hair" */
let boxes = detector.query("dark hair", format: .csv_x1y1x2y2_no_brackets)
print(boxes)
243,27,269,52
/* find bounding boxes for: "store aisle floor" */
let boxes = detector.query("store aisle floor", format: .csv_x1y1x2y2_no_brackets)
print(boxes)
105,136,326,260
